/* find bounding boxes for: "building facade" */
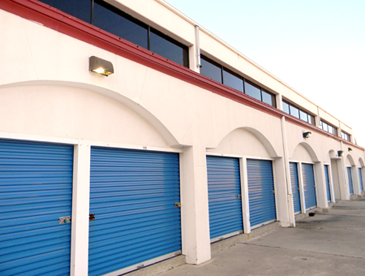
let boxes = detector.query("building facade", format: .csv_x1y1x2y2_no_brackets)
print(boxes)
0,0,364,275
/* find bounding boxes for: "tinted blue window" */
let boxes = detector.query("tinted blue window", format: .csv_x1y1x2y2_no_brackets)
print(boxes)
262,91,275,106
223,69,243,92
39,0,91,23
290,105,299,118
245,81,261,101
201,57,222,83
94,0,148,48
150,29,188,67
282,101,290,114
300,110,308,122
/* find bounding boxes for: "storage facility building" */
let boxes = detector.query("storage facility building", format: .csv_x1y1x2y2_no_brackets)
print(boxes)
0,0,364,275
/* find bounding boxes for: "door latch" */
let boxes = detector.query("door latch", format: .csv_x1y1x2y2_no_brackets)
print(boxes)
175,202,181,208
59,216,72,224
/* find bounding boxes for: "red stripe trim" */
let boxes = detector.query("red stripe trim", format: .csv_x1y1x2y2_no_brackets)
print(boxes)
1,0,363,150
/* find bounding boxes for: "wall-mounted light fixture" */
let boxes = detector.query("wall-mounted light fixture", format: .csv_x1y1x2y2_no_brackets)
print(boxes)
337,150,344,157
89,56,114,76
348,147,353,152
303,131,312,139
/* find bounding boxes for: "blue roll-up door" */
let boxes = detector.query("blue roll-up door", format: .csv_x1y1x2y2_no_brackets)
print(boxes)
0,139,73,276
302,163,317,209
289,162,301,213
358,168,364,192
207,156,243,240
247,159,276,227
324,165,331,202
347,167,354,195
89,147,181,276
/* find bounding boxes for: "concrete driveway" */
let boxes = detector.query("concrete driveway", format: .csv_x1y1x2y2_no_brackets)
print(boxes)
159,198,365,276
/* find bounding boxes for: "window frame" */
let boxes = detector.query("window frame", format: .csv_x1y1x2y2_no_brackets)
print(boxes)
39,0,189,68
222,67,244,93
282,100,315,126
341,131,351,141
320,119,338,136
200,55,276,107
200,55,223,83
244,80,262,101
150,27,189,67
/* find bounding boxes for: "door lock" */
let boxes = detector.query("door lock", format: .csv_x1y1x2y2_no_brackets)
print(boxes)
59,216,71,224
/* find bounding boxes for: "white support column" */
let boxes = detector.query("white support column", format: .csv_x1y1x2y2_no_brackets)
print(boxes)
352,166,361,195
339,156,350,200
297,163,306,213
361,167,365,195
327,164,336,203
71,143,91,276
240,157,251,233
180,145,211,265
274,157,292,227
279,116,295,227
314,162,328,208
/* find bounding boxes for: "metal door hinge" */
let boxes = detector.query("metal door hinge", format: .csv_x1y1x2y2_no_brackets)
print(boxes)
237,194,242,199
272,190,275,194
175,202,181,208
59,216,71,224
89,213,95,221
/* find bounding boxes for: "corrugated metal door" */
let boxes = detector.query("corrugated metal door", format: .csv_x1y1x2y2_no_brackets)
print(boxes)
347,167,354,195
247,159,276,227
302,163,317,209
289,162,301,213
89,147,181,276
358,168,364,192
207,156,243,240
324,165,331,202
0,139,73,276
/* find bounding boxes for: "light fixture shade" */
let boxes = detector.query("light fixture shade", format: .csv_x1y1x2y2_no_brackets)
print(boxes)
348,147,353,152
89,56,114,76
303,131,312,138
337,150,344,157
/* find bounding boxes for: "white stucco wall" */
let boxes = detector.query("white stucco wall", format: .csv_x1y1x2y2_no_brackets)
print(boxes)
1,2,364,275
0,85,169,147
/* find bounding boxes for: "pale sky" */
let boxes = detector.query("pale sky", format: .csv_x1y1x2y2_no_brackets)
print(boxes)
166,0,365,146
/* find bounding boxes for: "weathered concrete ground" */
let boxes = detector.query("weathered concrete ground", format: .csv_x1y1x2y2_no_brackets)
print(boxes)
160,198,365,276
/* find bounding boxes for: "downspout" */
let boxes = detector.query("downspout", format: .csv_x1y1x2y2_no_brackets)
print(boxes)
195,25,201,69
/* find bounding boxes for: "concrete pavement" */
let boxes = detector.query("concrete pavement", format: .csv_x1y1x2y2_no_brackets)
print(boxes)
158,197,365,276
